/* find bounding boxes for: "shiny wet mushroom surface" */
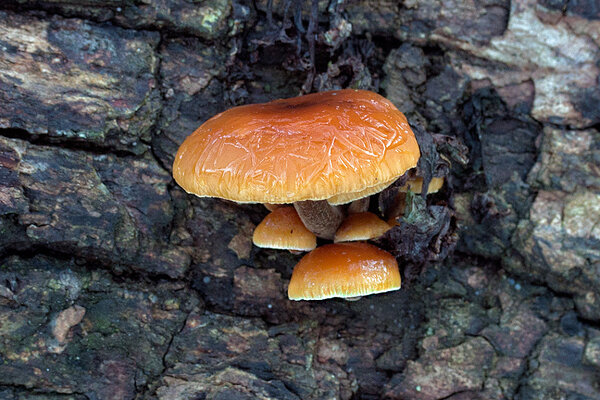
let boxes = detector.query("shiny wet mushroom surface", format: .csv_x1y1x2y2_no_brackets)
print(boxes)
172,89,421,241
171,89,447,302
172,89,463,303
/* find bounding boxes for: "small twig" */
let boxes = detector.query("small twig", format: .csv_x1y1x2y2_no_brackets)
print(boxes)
301,0,319,93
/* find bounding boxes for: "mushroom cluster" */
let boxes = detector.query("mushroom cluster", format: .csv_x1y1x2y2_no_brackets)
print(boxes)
173,89,442,301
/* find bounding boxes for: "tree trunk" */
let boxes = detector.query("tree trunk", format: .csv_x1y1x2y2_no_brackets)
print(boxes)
0,1,599,399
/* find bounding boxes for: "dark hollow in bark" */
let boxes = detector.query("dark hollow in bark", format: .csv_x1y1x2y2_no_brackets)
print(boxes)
347,197,370,214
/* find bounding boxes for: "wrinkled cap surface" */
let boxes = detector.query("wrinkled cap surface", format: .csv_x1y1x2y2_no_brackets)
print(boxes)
173,89,420,203
288,242,401,300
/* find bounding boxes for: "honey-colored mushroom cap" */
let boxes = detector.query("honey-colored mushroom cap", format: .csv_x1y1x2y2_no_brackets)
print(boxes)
253,207,316,251
399,176,444,194
173,90,420,204
288,242,401,300
334,212,392,243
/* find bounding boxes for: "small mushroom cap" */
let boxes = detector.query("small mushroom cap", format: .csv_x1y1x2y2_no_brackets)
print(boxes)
173,90,419,203
334,212,392,243
399,176,444,194
253,207,317,251
387,217,400,227
288,242,401,300
264,203,282,212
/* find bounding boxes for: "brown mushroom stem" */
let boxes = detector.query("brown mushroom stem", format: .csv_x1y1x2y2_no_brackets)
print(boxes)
294,200,345,240
347,197,370,214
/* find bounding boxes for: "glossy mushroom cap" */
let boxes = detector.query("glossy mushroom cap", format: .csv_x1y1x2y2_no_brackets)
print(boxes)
173,89,420,204
253,207,317,251
288,242,401,300
334,212,391,243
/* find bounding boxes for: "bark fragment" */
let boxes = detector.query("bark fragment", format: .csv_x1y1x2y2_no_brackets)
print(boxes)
0,11,161,153
0,136,189,277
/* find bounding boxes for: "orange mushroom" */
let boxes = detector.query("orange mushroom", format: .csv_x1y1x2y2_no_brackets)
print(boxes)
288,242,401,300
334,212,391,243
399,176,444,194
387,176,445,222
252,206,316,252
172,89,420,239
263,203,282,212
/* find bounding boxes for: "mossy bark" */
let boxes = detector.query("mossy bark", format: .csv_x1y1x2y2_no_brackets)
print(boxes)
1,1,599,399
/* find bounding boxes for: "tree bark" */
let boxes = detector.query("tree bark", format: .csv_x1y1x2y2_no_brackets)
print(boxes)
0,1,599,399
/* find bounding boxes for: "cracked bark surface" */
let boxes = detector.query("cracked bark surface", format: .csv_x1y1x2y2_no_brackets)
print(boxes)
1,1,599,399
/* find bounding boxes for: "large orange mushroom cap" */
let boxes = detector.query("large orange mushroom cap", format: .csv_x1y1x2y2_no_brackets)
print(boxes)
173,89,420,204
288,242,401,300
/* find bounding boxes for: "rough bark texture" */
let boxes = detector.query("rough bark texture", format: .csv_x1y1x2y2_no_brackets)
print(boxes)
1,1,599,399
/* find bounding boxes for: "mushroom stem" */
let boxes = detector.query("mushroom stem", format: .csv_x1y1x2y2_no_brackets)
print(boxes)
294,200,345,240
344,296,362,301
